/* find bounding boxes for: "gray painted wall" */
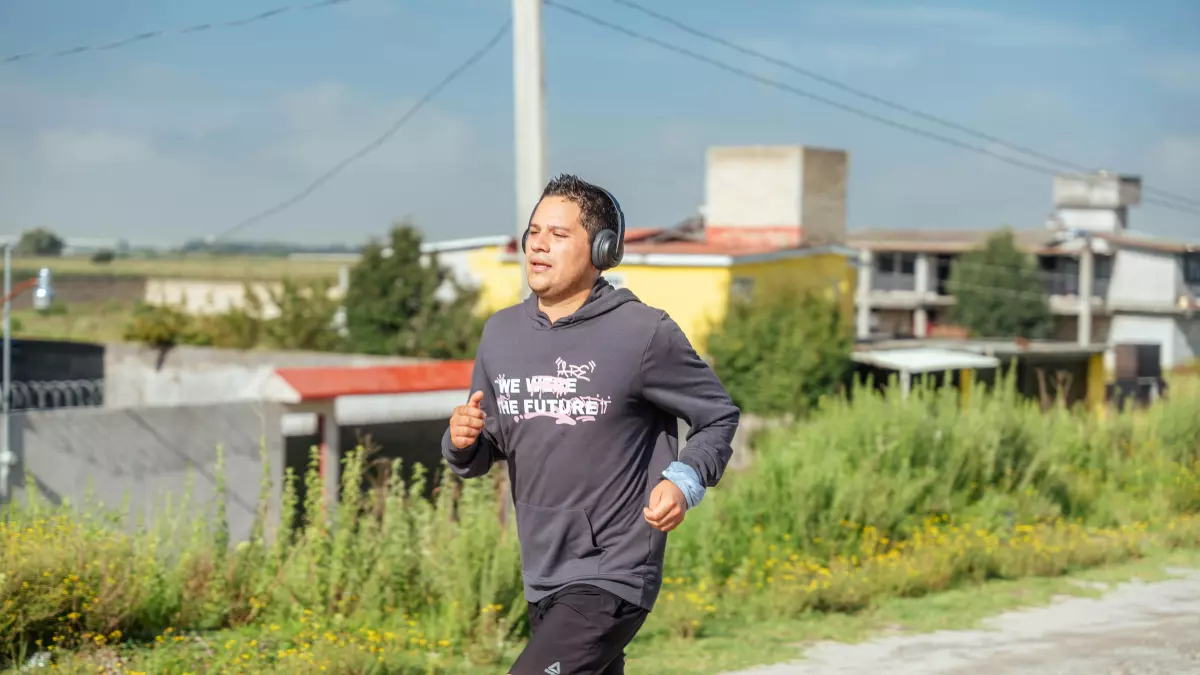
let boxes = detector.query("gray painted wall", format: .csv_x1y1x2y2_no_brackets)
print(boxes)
6,401,286,544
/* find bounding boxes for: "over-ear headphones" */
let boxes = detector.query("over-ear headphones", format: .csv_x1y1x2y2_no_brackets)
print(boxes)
521,186,626,271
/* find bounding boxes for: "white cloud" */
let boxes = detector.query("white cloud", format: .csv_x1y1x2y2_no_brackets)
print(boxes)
0,73,505,246
814,5,1126,48
36,129,155,165
269,82,475,175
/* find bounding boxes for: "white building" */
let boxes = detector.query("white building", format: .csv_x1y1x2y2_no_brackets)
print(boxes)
851,172,1200,371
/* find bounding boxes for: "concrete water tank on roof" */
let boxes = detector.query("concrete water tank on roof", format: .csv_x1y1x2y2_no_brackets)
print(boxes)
1053,172,1141,210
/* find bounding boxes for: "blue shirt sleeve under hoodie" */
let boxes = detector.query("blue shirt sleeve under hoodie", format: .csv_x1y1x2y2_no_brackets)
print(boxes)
441,276,740,612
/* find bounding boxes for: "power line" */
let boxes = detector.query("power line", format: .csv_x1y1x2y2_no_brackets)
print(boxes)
547,1,1200,220
2,0,354,65
604,0,1200,212
214,21,512,242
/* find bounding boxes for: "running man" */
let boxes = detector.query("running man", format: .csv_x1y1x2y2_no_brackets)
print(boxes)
443,174,740,675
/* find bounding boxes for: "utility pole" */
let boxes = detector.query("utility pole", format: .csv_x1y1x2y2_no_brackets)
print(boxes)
513,0,546,299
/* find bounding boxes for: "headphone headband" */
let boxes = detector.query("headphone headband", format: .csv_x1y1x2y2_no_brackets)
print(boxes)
521,181,626,271
598,186,626,261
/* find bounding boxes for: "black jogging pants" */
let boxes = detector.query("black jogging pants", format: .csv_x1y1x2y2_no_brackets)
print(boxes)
508,584,649,675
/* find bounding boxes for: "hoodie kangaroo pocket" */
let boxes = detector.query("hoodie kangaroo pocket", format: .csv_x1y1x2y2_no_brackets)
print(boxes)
515,501,603,583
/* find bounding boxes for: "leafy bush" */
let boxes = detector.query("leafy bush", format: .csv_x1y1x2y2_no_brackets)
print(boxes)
948,227,1054,339
705,281,853,417
342,222,485,359
2,446,523,670
122,278,342,352
663,373,1200,583
122,302,211,349
4,376,1200,671
15,228,64,257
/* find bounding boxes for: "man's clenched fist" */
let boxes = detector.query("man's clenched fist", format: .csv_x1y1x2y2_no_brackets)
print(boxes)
643,479,687,533
449,390,487,450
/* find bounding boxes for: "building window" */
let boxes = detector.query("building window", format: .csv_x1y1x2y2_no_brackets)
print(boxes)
899,253,916,276
1184,253,1200,284
877,254,895,274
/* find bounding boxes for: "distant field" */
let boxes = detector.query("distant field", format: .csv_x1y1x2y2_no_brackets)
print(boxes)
7,255,348,281
10,300,134,343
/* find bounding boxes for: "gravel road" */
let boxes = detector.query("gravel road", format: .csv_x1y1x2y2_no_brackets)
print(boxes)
724,566,1200,675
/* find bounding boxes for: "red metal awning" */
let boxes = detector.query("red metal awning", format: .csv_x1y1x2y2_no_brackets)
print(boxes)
261,360,474,404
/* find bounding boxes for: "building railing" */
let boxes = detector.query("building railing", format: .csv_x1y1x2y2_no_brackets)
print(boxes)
4,379,105,411
1040,273,1110,299
872,273,917,292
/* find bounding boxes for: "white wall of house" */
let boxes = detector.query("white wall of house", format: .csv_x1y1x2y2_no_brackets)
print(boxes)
1106,314,1193,370
1107,248,1179,308
1176,317,1200,367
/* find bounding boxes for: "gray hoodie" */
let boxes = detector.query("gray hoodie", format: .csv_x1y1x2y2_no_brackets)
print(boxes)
440,277,740,611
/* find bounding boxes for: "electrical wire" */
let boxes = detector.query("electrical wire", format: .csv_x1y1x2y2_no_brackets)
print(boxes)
213,20,512,242
604,0,1200,212
546,1,1200,219
3,0,355,65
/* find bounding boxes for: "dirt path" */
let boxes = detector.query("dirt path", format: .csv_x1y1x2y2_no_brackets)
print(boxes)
725,566,1200,675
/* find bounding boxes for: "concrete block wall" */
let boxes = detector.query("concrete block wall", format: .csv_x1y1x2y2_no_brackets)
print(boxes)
799,147,849,246
6,401,285,544
702,145,848,248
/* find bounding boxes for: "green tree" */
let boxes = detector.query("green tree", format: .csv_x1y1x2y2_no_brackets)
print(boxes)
342,221,485,359
122,279,343,352
705,279,853,418
16,228,65,256
259,278,344,352
947,228,1053,339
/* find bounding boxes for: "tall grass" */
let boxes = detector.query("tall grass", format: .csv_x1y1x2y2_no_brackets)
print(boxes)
665,374,1200,581
3,374,1199,671
1,448,525,670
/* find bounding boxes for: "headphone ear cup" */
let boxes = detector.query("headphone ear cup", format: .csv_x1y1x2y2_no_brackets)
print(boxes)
592,229,615,270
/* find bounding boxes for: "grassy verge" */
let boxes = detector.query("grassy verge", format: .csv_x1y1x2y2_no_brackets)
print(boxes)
19,528,1200,674
3,375,1198,673
10,301,135,343
7,256,345,281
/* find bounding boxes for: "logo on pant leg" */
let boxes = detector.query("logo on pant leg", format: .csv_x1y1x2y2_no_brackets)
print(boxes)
544,662,561,675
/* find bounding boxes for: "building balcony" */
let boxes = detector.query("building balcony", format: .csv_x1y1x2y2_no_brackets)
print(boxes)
873,272,917,292
1040,273,1110,299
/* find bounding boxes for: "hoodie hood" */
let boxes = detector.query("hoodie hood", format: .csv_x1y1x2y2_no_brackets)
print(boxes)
523,275,640,328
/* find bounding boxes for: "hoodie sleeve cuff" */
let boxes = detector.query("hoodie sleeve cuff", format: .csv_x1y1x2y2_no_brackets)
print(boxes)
662,461,705,509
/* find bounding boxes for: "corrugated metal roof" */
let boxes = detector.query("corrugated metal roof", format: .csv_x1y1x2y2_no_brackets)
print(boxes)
272,361,474,402
852,347,1000,374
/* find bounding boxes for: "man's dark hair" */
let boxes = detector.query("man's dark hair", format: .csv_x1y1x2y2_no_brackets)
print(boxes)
539,173,621,244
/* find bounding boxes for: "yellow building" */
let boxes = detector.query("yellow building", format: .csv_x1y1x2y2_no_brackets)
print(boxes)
464,237,856,355
455,145,860,354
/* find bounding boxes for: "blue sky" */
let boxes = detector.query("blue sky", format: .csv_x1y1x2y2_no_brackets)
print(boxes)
1,0,1197,247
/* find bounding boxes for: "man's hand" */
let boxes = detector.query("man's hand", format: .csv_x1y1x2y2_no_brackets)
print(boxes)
449,390,487,450
643,479,687,532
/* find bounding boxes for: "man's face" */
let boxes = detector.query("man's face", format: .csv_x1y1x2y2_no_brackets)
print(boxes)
525,196,595,299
